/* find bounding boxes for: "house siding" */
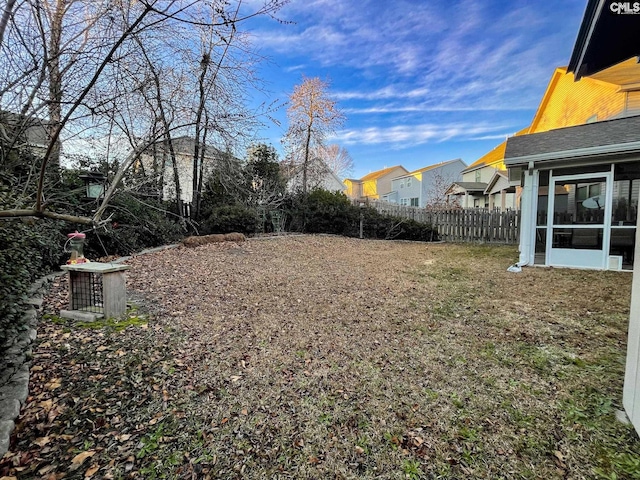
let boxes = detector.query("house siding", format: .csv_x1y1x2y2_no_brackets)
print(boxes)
462,165,498,184
422,160,465,207
531,69,625,133
391,174,421,205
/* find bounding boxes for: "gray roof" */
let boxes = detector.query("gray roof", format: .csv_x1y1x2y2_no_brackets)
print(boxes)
451,182,487,192
150,135,228,159
505,114,640,165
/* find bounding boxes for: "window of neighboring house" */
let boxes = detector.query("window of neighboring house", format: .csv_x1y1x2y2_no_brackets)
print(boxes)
410,197,419,207
400,181,404,189
400,198,408,206
586,114,598,124
475,170,481,182
407,177,412,188
577,183,601,202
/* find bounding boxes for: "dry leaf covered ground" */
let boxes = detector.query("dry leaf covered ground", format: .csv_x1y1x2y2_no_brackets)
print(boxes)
2,235,640,479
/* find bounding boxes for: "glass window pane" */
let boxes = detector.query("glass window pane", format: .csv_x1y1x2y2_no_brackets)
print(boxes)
610,227,635,268
553,178,606,225
612,179,639,225
535,228,546,265
537,191,548,227
552,227,603,250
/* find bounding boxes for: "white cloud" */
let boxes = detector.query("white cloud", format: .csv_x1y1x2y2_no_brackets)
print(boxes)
331,122,510,148
333,86,430,101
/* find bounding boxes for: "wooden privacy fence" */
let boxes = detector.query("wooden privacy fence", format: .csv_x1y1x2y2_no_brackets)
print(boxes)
362,201,520,244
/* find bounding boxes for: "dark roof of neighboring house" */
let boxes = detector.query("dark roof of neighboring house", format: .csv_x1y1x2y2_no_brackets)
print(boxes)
568,0,640,80
504,114,640,165
150,135,227,158
450,182,488,192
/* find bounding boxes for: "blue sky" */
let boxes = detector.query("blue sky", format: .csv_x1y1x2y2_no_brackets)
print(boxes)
244,0,587,179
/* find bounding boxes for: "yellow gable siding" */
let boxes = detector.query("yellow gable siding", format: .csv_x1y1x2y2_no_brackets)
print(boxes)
531,71,625,133
344,179,354,197
461,163,503,183
363,180,378,198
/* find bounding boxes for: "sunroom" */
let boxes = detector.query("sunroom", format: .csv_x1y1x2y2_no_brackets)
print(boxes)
505,115,640,271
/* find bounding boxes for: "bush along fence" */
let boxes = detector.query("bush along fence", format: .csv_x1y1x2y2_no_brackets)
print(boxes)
361,201,520,244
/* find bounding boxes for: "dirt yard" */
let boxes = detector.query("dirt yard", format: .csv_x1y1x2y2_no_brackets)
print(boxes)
2,235,639,479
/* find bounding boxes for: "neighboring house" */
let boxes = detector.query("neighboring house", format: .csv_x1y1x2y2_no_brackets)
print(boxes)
450,56,640,212
384,159,466,207
138,136,228,205
446,134,527,210
286,157,346,193
0,110,52,159
345,165,409,202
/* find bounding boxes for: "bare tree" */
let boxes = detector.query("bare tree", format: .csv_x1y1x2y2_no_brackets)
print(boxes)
314,143,353,179
424,170,461,210
283,77,343,194
0,0,288,225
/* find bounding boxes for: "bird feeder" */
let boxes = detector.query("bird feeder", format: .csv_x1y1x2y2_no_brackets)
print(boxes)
61,231,130,321
66,231,87,265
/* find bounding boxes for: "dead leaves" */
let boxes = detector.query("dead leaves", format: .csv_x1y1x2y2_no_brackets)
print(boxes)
0,277,178,480
45,378,62,390
32,436,51,447
71,450,95,467
84,464,100,477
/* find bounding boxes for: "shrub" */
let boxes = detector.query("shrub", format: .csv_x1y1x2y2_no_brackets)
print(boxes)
303,189,357,234
283,189,438,241
0,181,66,344
201,204,258,235
85,192,184,257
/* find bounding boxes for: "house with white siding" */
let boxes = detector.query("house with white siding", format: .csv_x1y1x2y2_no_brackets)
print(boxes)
383,159,466,208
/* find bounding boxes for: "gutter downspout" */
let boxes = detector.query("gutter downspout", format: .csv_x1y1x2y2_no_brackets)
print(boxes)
517,164,539,267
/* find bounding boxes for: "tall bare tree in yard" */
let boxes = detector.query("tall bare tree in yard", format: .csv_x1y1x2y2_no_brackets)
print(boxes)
284,77,343,194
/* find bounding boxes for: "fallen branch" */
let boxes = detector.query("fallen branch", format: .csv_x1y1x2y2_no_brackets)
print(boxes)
0,209,93,224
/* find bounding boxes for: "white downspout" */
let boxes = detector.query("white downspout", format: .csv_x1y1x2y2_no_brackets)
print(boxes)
518,166,539,266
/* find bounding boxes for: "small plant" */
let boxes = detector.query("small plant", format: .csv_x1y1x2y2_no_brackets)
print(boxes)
402,459,424,479
137,423,165,459
451,393,465,409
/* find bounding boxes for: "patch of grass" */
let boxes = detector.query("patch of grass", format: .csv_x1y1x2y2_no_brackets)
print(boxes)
595,451,640,479
402,459,424,479
76,313,148,331
43,309,148,332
